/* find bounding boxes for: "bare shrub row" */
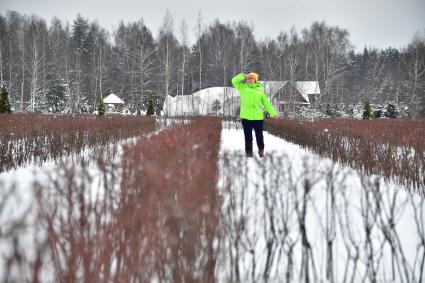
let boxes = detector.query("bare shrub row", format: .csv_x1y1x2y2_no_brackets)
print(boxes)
0,113,157,171
0,116,222,282
265,118,425,189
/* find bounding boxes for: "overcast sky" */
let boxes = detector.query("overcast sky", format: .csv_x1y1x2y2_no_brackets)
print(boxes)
1,0,424,51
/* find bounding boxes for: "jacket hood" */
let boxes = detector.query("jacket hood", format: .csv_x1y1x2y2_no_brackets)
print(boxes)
247,82,261,88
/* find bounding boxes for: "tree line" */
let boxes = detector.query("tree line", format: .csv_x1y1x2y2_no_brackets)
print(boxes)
0,10,424,117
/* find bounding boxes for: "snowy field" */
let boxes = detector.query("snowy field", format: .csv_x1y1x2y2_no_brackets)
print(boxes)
216,121,424,282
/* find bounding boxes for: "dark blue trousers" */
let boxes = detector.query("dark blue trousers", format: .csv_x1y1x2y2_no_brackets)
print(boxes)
241,119,264,154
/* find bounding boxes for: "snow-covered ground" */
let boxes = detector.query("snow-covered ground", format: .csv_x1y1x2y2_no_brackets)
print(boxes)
216,120,424,283
163,87,240,116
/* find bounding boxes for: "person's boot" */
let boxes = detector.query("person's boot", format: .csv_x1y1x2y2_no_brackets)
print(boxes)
245,144,253,157
258,149,264,158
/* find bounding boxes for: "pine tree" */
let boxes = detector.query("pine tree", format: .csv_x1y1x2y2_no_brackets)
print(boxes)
146,95,155,116
78,95,90,113
98,97,105,116
385,103,398,118
212,99,221,115
72,14,91,53
45,68,67,113
363,99,372,119
0,84,12,113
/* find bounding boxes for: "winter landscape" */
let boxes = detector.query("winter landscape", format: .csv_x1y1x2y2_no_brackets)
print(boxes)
1,0,425,282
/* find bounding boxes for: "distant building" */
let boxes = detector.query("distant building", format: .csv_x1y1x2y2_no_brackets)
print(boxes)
260,81,320,112
163,87,239,116
103,93,125,111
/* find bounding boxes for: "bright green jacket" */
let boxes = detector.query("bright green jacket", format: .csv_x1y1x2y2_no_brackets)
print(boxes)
231,73,277,120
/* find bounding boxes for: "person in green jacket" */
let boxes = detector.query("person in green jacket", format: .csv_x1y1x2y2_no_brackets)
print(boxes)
231,72,278,157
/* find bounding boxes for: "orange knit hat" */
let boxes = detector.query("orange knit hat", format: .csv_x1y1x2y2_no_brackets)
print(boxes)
247,72,259,82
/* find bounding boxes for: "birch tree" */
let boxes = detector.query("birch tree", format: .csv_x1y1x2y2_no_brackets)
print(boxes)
178,19,189,114
287,27,301,111
157,10,179,114
0,15,6,84
259,38,280,81
116,20,158,112
205,20,234,87
402,32,425,118
235,21,258,74
27,16,46,111
196,10,203,93
88,22,109,110
304,22,352,106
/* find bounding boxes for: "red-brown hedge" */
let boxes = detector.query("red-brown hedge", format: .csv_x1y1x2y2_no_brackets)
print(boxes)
0,113,156,171
265,118,425,189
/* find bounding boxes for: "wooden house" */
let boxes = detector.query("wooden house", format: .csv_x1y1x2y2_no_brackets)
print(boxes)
103,93,125,111
259,81,320,112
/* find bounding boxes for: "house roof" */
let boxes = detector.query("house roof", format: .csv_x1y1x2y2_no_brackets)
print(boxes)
103,93,124,104
259,80,320,103
259,81,286,97
294,81,321,100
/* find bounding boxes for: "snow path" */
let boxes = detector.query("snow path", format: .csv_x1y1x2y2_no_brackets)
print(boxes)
216,121,424,283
